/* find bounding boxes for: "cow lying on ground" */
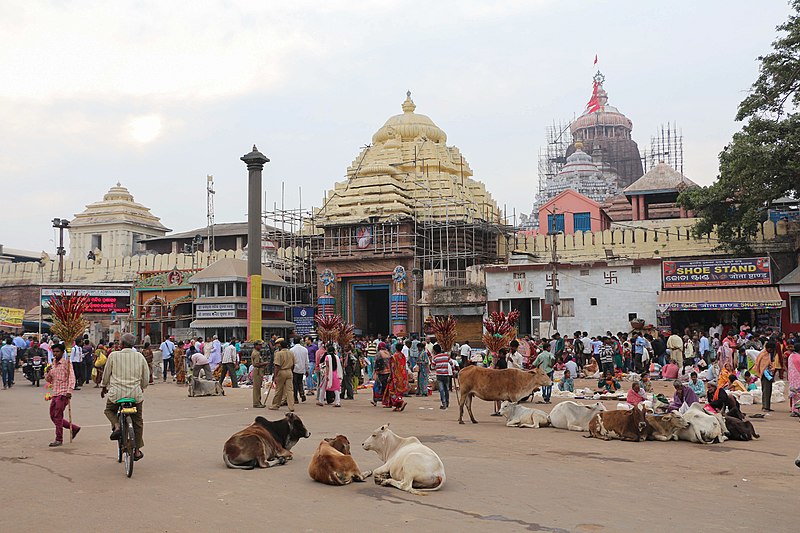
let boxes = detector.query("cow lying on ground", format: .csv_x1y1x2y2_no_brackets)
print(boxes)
308,435,369,485
587,405,648,442
362,424,445,495
457,366,551,424
188,375,224,397
499,401,550,428
223,413,311,469
676,403,726,444
724,416,759,441
796,451,800,468
548,401,606,432
644,412,688,441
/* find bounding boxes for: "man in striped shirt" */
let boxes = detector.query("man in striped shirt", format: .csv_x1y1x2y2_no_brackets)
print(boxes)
432,344,451,410
45,343,80,447
101,333,150,461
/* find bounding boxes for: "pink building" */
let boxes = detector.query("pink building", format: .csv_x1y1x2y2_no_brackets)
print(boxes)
537,189,612,234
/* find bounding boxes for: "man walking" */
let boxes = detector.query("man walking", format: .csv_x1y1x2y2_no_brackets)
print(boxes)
70,340,84,389
251,340,267,408
209,335,222,372
270,339,294,411
291,337,309,404
44,343,80,447
532,341,555,404
101,333,149,461
219,338,239,388
1,337,17,389
432,344,451,409
159,336,175,381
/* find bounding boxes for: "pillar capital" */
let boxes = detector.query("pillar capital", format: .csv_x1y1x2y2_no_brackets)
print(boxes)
241,144,270,171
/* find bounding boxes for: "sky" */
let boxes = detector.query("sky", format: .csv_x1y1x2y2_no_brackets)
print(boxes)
0,0,793,254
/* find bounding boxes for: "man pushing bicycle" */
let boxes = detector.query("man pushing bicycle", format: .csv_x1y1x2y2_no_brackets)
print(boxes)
101,333,150,461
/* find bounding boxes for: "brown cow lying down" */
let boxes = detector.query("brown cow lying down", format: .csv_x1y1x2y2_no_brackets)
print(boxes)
458,366,551,424
223,413,311,469
724,416,759,441
308,435,369,485
644,412,689,441
587,406,648,442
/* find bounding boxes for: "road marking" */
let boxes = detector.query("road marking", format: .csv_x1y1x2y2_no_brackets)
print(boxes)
0,412,237,436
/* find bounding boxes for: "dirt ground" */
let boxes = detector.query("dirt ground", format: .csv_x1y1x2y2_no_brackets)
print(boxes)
1,375,798,533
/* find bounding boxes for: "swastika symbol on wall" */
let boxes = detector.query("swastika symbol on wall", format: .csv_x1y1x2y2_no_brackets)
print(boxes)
604,271,618,285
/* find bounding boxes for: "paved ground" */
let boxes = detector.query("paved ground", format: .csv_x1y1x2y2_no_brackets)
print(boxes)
1,374,798,533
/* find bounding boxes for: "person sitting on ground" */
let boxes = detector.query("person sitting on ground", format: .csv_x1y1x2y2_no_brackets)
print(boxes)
640,373,653,393
559,369,574,393
661,359,679,380
744,370,758,391
237,359,249,384
688,371,706,398
667,380,698,412
564,356,579,380
626,381,646,407
596,371,620,394
725,372,747,393
706,380,744,419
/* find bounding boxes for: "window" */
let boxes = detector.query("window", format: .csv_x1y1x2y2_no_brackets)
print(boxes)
590,298,598,306
631,266,641,274
216,282,234,297
236,282,247,297
580,269,590,276
791,295,800,323
628,313,638,321
558,298,575,317
547,213,565,234
513,272,526,280
91,234,102,251
199,284,207,297
573,212,591,232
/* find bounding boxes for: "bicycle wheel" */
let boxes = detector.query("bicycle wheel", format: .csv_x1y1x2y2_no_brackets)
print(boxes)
117,414,123,463
124,417,135,478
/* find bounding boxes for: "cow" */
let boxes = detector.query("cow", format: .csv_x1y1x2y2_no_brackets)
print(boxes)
457,366,551,424
308,435,369,485
676,403,726,444
187,375,224,397
362,424,445,496
223,413,311,469
499,401,550,428
796,451,800,468
644,412,688,441
587,405,648,442
724,416,760,441
548,401,607,432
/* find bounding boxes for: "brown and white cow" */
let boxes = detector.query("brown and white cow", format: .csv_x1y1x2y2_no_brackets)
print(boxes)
644,412,689,441
223,414,311,469
457,366,552,424
587,405,648,442
308,435,369,485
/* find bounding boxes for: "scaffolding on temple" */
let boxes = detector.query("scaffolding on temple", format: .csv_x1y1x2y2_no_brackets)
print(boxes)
644,122,684,174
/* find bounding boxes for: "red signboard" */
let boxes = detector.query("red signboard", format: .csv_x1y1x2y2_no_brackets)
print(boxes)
41,289,131,315
662,257,771,289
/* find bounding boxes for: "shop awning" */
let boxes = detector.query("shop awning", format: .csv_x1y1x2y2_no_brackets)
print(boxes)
189,318,295,329
658,286,785,311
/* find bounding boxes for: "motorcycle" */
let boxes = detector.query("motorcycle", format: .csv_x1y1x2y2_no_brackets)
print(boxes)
23,355,44,387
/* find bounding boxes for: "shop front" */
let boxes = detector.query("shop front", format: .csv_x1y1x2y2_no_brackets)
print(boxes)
658,257,784,333
132,268,199,345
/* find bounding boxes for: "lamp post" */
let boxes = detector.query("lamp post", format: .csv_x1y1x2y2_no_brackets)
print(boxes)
51,218,70,283
241,145,269,341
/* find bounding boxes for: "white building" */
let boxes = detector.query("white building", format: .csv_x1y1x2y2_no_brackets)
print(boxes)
485,259,661,337
69,183,170,259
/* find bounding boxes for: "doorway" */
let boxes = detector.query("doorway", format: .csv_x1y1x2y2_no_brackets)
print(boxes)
352,284,390,337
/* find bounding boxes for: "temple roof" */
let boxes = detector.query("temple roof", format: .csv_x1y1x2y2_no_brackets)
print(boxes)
623,162,698,196
314,92,501,226
571,71,633,133
70,183,170,233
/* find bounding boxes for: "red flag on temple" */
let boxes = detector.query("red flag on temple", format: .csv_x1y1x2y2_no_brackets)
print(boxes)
585,81,601,113
594,54,598,66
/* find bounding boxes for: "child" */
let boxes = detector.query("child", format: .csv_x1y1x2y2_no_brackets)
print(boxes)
597,371,620,393
640,373,653,393
744,370,758,391
559,369,574,392
237,359,249,384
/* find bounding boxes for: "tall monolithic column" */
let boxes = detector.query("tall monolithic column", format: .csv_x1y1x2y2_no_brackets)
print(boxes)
241,145,269,341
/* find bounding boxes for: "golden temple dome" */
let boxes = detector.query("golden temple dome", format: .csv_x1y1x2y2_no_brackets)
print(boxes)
371,91,447,145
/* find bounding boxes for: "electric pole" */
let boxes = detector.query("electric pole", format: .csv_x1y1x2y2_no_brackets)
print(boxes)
52,218,70,283
547,208,559,333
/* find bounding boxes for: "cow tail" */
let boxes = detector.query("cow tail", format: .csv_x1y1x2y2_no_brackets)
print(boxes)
418,471,446,492
223,452,256,470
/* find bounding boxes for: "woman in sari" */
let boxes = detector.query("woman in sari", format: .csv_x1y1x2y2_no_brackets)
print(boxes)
318,343,342,407
415,345,430,397
92,344,107,388
371,342,391,406
717,362,734,389
787,342,800,417
382,342,408,411
174,342,186,384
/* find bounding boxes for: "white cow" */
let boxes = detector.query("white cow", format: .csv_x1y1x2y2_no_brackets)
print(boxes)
499,402,550,428
362,424,445,496
676,403,727,444
548,401,607,432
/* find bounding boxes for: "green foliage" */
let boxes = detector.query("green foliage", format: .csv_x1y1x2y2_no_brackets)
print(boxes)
679,2,800,252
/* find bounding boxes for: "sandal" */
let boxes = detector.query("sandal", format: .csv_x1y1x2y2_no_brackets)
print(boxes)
316,402,324,407
133,450,144,461
399,401,407,412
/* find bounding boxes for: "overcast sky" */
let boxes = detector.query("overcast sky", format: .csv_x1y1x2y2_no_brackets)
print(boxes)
0,0,792,254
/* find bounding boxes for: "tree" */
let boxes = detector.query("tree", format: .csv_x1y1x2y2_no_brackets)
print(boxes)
679,1,800,252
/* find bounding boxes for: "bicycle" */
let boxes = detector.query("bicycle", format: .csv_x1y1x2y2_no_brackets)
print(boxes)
116,398,138,478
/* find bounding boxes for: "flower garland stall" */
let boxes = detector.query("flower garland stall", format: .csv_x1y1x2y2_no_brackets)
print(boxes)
482,310,520,355
48,291,91,443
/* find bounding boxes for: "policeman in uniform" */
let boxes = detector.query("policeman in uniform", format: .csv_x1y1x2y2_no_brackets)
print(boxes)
269,338,294,411
251,340,267,408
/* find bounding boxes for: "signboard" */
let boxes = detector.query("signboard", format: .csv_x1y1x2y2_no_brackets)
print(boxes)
196,310,236,318
41,288,131,314
292,306,315,335
662,258,771,289
658,300,783,312
0,306,24,328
